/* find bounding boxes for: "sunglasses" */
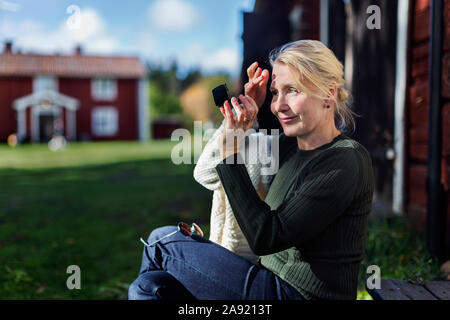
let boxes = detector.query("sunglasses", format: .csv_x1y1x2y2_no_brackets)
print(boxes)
140,222,203,247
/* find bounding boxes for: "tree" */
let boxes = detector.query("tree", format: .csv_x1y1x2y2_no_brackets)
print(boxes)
147,61,182,117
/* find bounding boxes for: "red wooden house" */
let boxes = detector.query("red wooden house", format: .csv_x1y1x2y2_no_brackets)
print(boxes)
0,42,149,143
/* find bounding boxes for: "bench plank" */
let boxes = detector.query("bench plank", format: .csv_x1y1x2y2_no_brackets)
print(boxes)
367,279,445,300
368,279,411,300
424,281,450,300
390,279,437,300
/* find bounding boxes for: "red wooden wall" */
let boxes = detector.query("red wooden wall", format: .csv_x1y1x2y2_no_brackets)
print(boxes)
0,77,32,142
406,0,450,252
290,0,320,40
59,78,138,141
407,0,429,232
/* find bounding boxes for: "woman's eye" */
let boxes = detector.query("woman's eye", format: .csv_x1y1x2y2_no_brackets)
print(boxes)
270,90,278,96
288,88,298,94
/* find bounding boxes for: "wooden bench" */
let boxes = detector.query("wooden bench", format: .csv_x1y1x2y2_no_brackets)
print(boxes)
366,279,450,300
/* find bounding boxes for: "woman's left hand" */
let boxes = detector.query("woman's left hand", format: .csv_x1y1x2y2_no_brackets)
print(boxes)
220,95,259,131
217,95,259,159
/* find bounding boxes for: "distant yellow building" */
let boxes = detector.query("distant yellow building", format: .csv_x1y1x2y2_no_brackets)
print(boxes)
179,81,213,123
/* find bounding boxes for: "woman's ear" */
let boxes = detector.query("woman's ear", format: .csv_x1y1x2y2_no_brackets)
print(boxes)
327,82,338,106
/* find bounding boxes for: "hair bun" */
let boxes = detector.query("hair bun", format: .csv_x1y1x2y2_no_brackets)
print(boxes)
338,87,349,102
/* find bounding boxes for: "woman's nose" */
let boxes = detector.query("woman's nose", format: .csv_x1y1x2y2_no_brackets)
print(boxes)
273,96,290,113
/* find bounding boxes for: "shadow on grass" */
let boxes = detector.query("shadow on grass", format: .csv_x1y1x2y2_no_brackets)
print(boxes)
0,158,212,299
2,157,442,300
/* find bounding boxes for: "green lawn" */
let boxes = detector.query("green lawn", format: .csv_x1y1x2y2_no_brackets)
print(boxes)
0,141,443,300
0,140,212,299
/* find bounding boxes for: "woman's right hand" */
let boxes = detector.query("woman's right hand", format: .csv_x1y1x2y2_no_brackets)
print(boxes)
244,62,270,109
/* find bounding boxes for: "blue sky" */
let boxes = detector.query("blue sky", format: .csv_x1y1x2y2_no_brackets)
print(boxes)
0,0,255,77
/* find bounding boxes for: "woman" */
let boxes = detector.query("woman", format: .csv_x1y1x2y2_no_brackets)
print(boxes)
128,40,375,300
193,63,275,264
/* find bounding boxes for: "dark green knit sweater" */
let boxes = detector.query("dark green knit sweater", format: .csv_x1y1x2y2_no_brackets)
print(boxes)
215,133,375,300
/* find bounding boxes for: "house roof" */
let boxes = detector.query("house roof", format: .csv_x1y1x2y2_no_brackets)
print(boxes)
0,50,148,79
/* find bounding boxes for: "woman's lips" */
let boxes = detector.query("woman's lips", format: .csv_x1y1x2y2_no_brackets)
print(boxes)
280,116,297,124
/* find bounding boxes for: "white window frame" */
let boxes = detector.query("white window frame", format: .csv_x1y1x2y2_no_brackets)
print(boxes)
91,106,119,137
91,78,117,101
33,76,58,92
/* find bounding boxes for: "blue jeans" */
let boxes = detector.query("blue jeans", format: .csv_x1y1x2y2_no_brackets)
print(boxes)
128,226,304,300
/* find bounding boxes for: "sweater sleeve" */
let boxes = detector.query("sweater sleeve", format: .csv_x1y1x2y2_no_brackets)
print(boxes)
193,119,260,191
193,120,226,191
215,149,360,256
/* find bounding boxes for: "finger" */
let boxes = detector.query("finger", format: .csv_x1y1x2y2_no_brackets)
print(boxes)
240,95,257,119
230,97,244,123
231,97,244,123
224,103,234,129
253,70,268,85
219,106,225,118
259,69,270,86
244,94,257,106
244,95,259,115
253,75,263,85
238,95,250,120
252,72,268,88
241,101,251,121
254,67,262,79
247,62,258,79
224,101,235,127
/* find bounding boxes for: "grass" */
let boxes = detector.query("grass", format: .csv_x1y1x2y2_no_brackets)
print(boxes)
0,141,444,300
0,140,212,299
0,140,182,169
356,214,444,300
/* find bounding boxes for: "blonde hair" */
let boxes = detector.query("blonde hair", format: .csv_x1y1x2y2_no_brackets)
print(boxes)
269,40,356,133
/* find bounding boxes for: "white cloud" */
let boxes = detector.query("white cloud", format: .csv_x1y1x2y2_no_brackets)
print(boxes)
166,44,240,76
148,0,201,32
2,7,119,55
201,47,241,75
67,8,106,43
0,1,21,12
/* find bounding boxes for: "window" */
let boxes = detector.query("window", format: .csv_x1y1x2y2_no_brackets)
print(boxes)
91,107,118,136
33,76,58,92
91,78,117,100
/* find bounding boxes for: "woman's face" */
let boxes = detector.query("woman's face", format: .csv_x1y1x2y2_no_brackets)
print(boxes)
270,62,328,138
